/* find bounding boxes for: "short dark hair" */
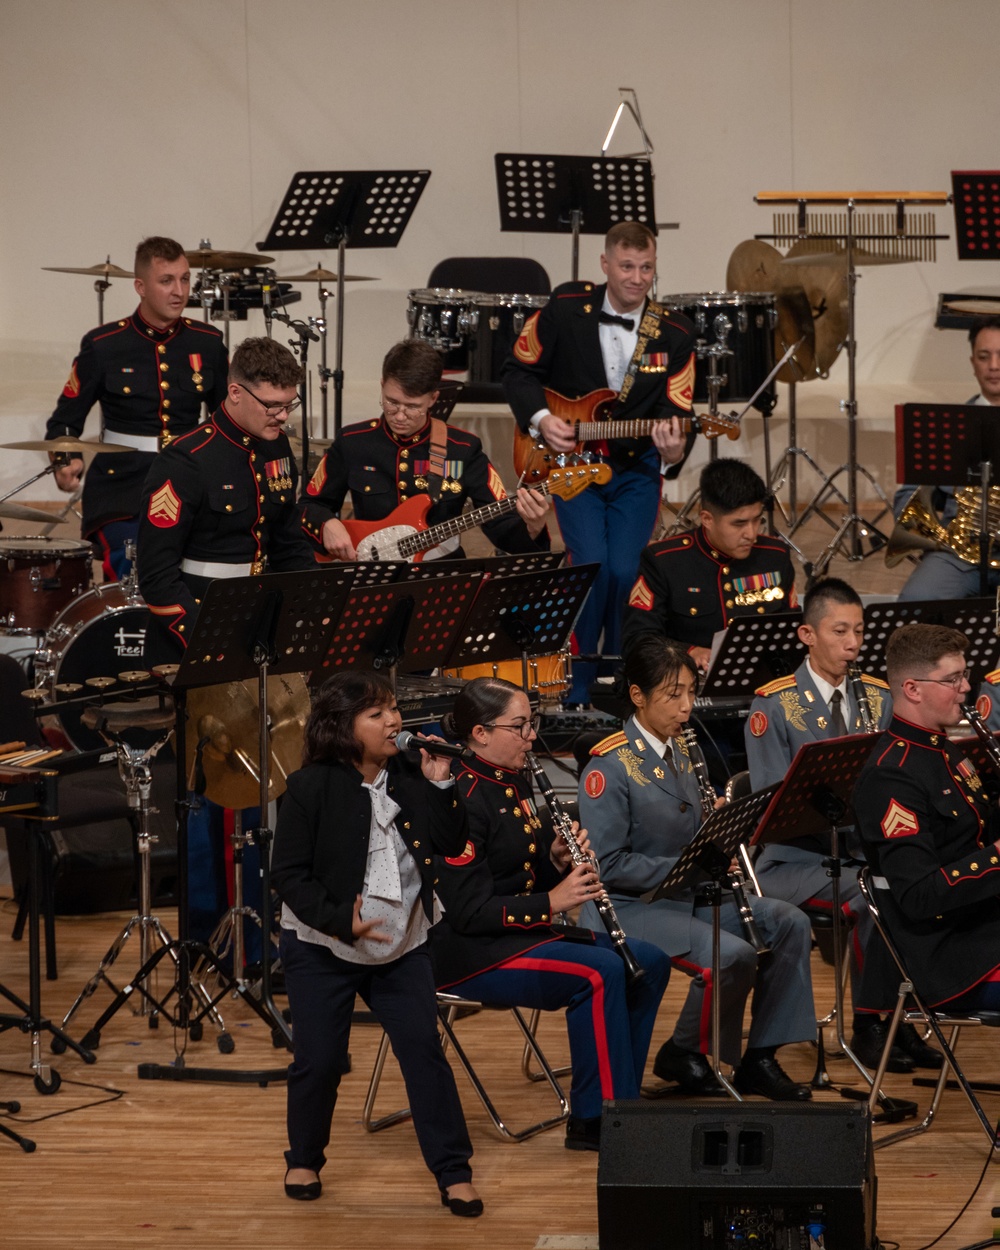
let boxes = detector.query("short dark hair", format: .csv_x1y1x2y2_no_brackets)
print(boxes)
303,670,396,767
134,236,186,277
700,458,767,516
443,677,520,742
885,622,968,686
383,340,443,397
969,316,1000,349
229,337,303,389
623,634,698,701
802,577,863,629
605,221,656,254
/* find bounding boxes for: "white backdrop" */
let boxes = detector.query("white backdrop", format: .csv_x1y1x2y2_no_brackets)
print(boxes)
2,0,998,504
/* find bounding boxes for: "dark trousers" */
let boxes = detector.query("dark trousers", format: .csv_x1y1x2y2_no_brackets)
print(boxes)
280,928,473,1185
92,518,140,581
447,932,670,1119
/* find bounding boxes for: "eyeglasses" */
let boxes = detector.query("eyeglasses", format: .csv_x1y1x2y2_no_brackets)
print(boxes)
911,668,971,688
482,714,541,739
382,395,431,419
239,382,301,419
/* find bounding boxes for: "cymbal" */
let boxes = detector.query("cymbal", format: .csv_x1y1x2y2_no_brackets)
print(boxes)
725,239,785,293
726,240,817,383
286,431,333,455
185,247,274,270
185,674,308,809
278,267,377,283
0,501,62,523
776,240,849,378
943,299,1000,317
778,246,913,268
42,261,134,279
2,437,134,455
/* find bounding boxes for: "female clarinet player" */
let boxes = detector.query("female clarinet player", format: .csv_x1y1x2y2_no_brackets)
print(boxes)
271,670,483,1216
430,676,671,1153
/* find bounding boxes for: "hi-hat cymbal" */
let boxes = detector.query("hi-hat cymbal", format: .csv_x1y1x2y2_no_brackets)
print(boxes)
2,437,134,455
0,501,62,523
278,267,377,283
42,261,134,279
185,674,308,809
185,247,274,270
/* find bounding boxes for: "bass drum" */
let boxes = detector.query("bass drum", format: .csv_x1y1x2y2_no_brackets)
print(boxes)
35,583,152,752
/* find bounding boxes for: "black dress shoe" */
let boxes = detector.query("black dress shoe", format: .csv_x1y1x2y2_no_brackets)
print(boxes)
652,1039,727,1095
851,1021,915,1074
896,1022,944,1069
284,1169,322,1201
439,1187,484,1218
733,1054,812,1101
565,1115,601,1152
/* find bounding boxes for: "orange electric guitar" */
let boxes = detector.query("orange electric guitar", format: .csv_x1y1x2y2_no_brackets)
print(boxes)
323,462,612,563
512,387,742,484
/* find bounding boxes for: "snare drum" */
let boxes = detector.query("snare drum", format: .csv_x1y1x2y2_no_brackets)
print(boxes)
35,582,151,751
662,291,777,410
406,288,481,370
468,293,549,386
442,651,569,707
0,537,93,636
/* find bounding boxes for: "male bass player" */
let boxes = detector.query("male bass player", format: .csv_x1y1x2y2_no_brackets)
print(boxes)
302,339,549,560
502,220,698,706
47,236,228,579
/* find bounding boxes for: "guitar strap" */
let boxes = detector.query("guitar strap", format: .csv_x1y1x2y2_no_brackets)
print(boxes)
425,416,449,502
614,298,664,413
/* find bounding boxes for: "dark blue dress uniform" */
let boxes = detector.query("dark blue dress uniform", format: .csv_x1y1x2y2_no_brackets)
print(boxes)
300,414,547,557
428,754,670,1122
137,402,315,664
46,309,228,572
855,714,1000,1008
621,526,798,655
501,282,698,703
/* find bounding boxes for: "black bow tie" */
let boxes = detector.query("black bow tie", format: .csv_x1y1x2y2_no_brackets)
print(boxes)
599,311,635,331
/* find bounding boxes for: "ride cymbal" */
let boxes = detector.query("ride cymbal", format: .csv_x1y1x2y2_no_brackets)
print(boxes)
42,261,134,279
725,239,785,293
726,240,818,383
0,502,61,523
185,247,274,270
2,437,134,455
278,267,377,283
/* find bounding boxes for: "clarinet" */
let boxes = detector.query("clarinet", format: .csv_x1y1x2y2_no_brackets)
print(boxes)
679,726,771,957
525,751,645,987
962,701,1000,775
847,663,877,734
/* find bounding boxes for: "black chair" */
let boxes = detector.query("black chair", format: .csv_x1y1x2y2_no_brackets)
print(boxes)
858,867,1000,1150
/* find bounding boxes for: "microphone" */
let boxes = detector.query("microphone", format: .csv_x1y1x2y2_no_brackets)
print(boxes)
395,730,473,761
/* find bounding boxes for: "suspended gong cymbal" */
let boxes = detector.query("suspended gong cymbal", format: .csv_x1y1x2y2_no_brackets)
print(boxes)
42,261,134,279
185,247,274,270
725,240,818,383
185,674,309,809
278,267,377,283
2,436,135,455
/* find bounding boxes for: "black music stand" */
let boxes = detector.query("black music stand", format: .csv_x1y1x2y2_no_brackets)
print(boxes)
952,171,1000,261
258,169,431,439
699,612,804,706
494,153,655,280
642,785,779,1097
895,402,1000,594
856,596,998,688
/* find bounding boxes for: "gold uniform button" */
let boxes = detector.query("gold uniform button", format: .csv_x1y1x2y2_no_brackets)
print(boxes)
424,858,432,866
123,386,131,394
689,607,698,616
412,839,420,848
119,320,127,327
523,914,531,923
528,843,536,853
505,787,514,798
724,582,732,591
160,362,169,372
525,882,533,892
158,344,166,354
400,449,409,458
722,566,730,574
992,856,999,865
710,549,719,558
540,913,549,922
403,821,410,829
971,862,979,870
196,384,203,392
364,485,371,492
757,606,765,614
178,624,185,632
679,802,688,813
523,824,532,834
400,462,408,472
930,735,939,745
523,861,531,870
726,599,734,608
681,537,691,546
952,870,960,878
370,420,378,427
160,381,169,390
163,399,170,408
225,504,233,513
256,474,262,482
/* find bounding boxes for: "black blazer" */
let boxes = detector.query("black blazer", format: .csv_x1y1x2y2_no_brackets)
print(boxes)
271,753,468,946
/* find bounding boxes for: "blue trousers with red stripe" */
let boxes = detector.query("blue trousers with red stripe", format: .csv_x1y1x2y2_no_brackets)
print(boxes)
447,933,670,1119
93,518,140,582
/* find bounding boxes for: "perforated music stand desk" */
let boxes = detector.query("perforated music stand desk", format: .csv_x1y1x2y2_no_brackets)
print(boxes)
951,171,1000,261
494,153,655,279
257,168,431,436
700,612,804,703
856,597,998,688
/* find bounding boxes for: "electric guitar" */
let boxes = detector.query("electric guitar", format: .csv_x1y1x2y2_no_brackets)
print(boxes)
323,462,612,563
512,387,741,484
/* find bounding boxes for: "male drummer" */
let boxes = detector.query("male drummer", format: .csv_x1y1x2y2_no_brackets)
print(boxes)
501,221,698,707
895,316,1000,601
46,236,229,580
301,339,549,559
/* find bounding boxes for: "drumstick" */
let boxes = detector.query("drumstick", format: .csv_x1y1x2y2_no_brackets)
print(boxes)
0,747,61,765
0,741,26,756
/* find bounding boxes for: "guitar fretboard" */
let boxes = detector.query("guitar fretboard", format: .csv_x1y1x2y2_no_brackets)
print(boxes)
400,479,556,556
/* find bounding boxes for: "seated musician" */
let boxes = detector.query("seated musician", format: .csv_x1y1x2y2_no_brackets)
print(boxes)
745,578,940,1072
501,220,697,707
855,623,1000,1016
895,317,1000,601
430,677,671,1153
621,458,797,675
579,635,816,1100
301,339,549,560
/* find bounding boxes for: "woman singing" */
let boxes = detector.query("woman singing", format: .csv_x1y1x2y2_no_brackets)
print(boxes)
271,670,482,1216
431,677,671,1152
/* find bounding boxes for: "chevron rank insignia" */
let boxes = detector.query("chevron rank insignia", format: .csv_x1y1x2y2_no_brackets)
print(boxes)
512,311,542,364
880,798,919,839
444,840,476,867
666,354,695,409
147,480,182,528
628,575,653,611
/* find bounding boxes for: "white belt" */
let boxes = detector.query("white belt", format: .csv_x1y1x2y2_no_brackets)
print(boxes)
181,558,254,579
103,429,160,453
872,875,890,890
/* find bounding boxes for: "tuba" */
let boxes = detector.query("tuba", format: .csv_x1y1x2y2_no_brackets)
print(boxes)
886,485,1000,569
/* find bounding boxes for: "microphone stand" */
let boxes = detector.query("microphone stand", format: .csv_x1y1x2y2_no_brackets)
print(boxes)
270,311,319,484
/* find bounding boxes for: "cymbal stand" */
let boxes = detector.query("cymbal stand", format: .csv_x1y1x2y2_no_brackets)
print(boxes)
316,280,333,439
197,811,264,990
767,381,846,531
271,311,317,488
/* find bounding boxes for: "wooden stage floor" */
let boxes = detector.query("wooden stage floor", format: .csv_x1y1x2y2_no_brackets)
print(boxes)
1,895,999,1250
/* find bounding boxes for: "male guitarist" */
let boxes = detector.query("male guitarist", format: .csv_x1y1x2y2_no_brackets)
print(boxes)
302,339,549,559
502,220,697,706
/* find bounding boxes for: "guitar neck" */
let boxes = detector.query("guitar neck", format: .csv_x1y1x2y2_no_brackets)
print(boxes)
407,481,551,553
574,418,686,441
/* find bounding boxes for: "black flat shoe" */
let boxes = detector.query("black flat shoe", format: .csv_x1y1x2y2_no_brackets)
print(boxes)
440,1187,484,1218
733,1054,811,1101
896,1022,944,1069
652,1039,727,1096
851,1021,915,1074
565,1115,601,1152
284,1169,321,1201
